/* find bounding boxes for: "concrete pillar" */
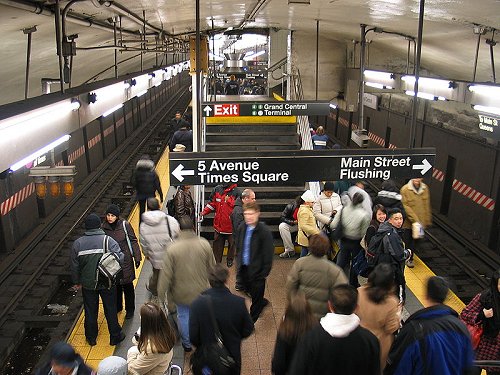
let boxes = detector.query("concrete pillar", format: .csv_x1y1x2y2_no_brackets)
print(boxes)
268,29,290,97
291,32,346,100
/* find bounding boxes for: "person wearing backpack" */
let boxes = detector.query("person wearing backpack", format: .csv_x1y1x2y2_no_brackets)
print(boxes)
70,213,125,346
366,208,411,303
174,185,195,224
102,204,142,320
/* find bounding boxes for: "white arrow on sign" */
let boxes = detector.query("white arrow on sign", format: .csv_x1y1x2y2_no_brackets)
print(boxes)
412,158,432,175
172,164,195,182
203,105,212,116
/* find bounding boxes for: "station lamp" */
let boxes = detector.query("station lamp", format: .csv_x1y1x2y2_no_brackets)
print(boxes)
29,165,76,199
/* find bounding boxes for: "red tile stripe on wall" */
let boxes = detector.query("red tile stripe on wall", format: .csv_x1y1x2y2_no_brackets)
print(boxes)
68,146,85,164
0,182,35,216
104,126,114,137
337,116,496,211
88,134,101,149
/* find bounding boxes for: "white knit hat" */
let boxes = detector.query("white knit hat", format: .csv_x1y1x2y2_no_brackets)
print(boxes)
97,356,127,375
301,190,315,203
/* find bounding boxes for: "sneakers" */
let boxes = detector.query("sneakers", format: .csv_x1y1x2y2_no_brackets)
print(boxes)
406,259,415,268
110,332,126,346
182,344,192,353
226,258,233,267
279,250,295,258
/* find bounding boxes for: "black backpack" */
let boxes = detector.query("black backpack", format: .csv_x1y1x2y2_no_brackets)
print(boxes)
166,198,176,217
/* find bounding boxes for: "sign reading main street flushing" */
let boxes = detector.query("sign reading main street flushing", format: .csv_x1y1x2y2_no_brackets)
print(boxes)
201,101,331,117
169,148,436,186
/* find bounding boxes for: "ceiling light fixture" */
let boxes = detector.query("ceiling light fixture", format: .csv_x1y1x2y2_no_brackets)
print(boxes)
102,103,123,117
473,105,500,116
469,84,500,96
364,70,395,80
10,135,71,171
405,90,446,101
365,82,393,89
136,90,147,98
402,76,453,90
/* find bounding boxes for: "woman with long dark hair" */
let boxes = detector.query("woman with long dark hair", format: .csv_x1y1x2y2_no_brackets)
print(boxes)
356,264,400,372
272,292,317,375
461,270,500,375
102,204,141,319
363,204,386,249
127,302,177,375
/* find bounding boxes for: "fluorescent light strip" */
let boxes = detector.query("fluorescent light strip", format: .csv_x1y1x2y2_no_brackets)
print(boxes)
473,105,500,116
244,50,266,61
364,70,394,81
402,76,452,89
136,90,148,98
366,82,393,89
405,90,445,101
102,103,123,117
10,134,71,171
469,84,500,96
329,103,337,109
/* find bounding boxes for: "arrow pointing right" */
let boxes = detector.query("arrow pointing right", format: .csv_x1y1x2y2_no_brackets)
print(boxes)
203,105,213,116
172,164,195,182
412,158,432,175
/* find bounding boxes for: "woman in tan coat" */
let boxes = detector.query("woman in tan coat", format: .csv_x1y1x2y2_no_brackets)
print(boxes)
127,303,176,375
356,264,401,372
297,190,320,257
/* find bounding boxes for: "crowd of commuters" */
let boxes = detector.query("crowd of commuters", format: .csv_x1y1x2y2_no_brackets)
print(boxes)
48,166,498,375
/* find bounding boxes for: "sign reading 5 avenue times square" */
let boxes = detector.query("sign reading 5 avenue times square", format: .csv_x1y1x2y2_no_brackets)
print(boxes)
201,101,331,117
169,148,436,186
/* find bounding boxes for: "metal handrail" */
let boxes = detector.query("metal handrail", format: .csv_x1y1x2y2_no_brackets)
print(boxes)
289,68,320,197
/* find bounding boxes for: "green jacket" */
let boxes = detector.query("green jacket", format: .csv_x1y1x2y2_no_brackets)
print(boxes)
71,229,123,290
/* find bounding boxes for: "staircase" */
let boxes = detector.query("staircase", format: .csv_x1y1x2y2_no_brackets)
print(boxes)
200,112,305,249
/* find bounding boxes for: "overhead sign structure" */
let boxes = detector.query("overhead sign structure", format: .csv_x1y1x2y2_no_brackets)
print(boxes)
477,113,500,140
201,101,331,117
169,148,436,186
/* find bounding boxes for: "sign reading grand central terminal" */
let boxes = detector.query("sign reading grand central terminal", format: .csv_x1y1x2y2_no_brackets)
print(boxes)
169,148,436,186
201,101,331,117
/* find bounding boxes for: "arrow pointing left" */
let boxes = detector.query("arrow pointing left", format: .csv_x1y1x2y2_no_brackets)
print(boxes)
412,158,432,175
172,164,195,182
203,105,213,116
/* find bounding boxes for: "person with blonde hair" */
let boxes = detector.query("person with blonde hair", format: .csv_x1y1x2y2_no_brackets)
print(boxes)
127,302,177,375
312,126,330,149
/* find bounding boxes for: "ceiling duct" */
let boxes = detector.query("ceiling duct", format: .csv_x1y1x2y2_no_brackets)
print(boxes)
222,53,248,74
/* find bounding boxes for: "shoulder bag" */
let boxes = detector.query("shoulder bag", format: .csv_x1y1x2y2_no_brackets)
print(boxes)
97,236,122,288
122,221,134,256
190,296,237,375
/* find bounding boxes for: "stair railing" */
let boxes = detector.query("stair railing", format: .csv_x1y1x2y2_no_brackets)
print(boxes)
289,68,321,197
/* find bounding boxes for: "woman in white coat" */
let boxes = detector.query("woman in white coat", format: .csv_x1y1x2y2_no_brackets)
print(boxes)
313,181,343,233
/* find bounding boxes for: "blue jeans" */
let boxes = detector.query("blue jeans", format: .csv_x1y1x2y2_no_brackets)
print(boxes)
300,246,309,257
176,304,191,349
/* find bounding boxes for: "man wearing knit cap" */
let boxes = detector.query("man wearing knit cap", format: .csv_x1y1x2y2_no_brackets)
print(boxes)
70,213,125,346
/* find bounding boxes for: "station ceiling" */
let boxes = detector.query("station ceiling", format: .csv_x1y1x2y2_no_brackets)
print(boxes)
0,0,498,105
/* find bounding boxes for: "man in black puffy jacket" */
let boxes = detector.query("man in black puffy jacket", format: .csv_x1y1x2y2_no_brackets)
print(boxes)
278,196,301,258
131,155,163,220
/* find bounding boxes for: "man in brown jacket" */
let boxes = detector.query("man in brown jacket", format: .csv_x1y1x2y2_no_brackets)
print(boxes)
157,216,216,352
400,178,432,268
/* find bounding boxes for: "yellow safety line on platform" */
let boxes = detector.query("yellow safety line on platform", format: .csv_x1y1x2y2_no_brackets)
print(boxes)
405,255,465,313
68,147,171,368
206,116,296,124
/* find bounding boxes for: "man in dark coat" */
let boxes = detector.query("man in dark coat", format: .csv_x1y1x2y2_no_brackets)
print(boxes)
131,155,163,220
231,189,256,290
170,111,190,131
189,264,254,374
289,285,380,375
236,202,274,322
70,214,125,346
35,342,94,375
385,277,474,375
169,125,193,152
225,75,240,95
